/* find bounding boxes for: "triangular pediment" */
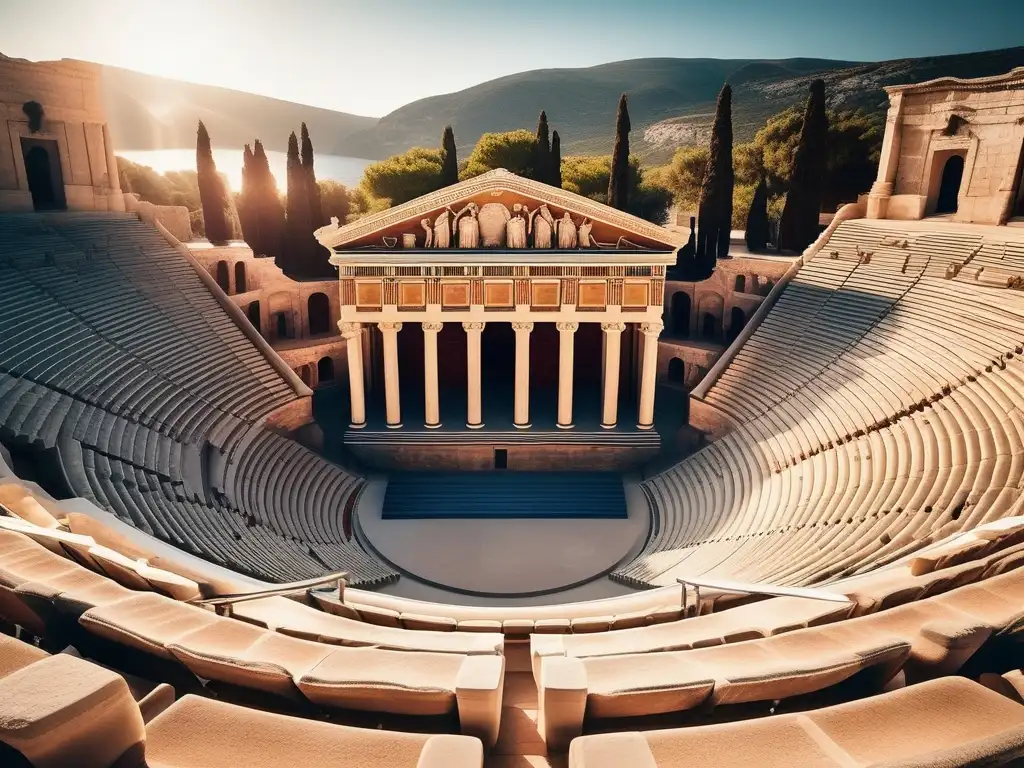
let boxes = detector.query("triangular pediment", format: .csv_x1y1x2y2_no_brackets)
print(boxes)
315,169,684,252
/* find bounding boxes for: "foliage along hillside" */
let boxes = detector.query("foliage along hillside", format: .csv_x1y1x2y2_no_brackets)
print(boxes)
101,65,377,154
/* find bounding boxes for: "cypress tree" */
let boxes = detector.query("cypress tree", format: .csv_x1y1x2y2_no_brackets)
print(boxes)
696,84,734,275
195,121,231,244
608,94,630,210
300,123,325,231
745,177,770,252
778,79,828,253
251,140,285,259
282,131,309,275
533,111,550,182
238,144,258,247
440,125,459,186
550,130,563,188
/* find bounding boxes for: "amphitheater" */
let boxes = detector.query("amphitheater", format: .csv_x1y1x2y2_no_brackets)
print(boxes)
1,56,1024,768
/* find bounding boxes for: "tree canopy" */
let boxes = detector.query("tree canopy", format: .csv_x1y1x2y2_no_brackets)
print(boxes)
360,147,445,206
461,129,538,180
440,126,459,186
195,121,233,244
779,79,829,253
561,154,671,224
696,84,733,272
608,94,631,210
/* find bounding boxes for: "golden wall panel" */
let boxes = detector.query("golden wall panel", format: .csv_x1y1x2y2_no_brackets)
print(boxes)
531,281,560,308
623,281,649,308
578,281,607,309
399,281,426,308
341,279,356,305
484,280,514,308
442,281,471,308
355,281,382,308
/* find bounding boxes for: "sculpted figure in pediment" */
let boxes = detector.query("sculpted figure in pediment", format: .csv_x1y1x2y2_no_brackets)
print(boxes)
478,203,511,247
453,202,480,248
557,211,578,249
432,208,452,248
579,218,593,248
507,204,528,248
530,204,555,248
420,219,433,248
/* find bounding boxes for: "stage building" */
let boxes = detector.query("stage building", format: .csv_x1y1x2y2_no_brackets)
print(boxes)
316,169,684,471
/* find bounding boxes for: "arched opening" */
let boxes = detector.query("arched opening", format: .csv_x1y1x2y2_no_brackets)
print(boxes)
234,262,247,293
22,140,65,211
246,301,261,333
936,155,965,214
275,311,289,339
215,261,230,293
308,292,331,336
728,306,747,342
670,292,691,338
317,356,335,384
668,357,685,384
734,275,746,293
702,313,717,340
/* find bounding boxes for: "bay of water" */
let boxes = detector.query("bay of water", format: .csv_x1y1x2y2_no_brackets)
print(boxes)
117,148,373,192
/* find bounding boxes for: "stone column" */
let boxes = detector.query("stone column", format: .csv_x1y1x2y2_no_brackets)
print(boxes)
867,92,904,220
637,321,663,430
423,322,443,428
378,322,403,428
463,322,485,429
340,323,366,428
101,123,124,212
556,321,579,429
600,322,626,429
512,322,534,428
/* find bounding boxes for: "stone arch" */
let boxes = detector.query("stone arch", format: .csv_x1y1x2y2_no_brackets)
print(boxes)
267,292,295,340
936,154,965,214
308,292,331,336
317,356,335,384
697,293,724,342
670,291,691,338
246,301,261,333
22,140,65,211
728,306,747,342
215,261,230,293
734,274,746,293
668,357,685,384
234,262,247,293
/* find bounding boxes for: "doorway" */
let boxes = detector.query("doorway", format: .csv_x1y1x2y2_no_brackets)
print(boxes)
494,448,508,470
935,154,965,214
21,138,66,211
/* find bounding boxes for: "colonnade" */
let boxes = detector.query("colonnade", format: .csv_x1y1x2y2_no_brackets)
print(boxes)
340,320,663,431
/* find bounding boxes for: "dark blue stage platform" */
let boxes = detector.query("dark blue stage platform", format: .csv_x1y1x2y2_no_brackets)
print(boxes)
381,471,628,519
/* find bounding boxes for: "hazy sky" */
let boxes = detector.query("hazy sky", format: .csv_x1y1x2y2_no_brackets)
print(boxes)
1,0,1020,117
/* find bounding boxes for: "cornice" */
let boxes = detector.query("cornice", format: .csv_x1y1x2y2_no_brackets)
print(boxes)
885,66,1024,96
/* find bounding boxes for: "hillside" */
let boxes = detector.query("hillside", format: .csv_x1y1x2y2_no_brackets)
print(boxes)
100,65,378,155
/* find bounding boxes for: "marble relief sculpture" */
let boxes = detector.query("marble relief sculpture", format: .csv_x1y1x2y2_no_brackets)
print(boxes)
579,218,593,248
454,202,480,248
506,204,528,248
530,204,555,248
420,218,433,248
433,208,452,248
557,212,578,249
478,203,511,247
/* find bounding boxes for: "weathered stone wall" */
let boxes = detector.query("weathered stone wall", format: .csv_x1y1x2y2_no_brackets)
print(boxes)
0,55,123,212
123,194,192,241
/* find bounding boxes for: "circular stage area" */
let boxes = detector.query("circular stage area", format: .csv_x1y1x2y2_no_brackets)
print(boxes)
355,476,651,597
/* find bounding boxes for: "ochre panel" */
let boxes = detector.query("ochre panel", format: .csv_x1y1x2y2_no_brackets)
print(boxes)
484,281,514,308
623,281,649,308
578,281,607,309
355,281,382,308
399,281,426,308
442,281,471,308
532,281,560,307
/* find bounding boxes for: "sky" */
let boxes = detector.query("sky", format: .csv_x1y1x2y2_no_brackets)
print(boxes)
1,0,1021,117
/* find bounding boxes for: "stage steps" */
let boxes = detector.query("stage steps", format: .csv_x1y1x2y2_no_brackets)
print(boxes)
382,471,628,519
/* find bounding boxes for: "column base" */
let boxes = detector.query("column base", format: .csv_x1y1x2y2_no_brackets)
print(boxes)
556,422,575,430
636,422,655,431
514,422,532,430
467,422,485,429
424,422,442,430
386,422,403,430
600,422,617,430
349,421,367,430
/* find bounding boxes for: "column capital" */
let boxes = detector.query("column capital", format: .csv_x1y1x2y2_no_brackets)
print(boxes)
601,321,626,334
639,321,664,337
422,321,444,332
377,321,403,333
556,321,580,333
462,321,486,332
512,321,535,333
339,322,362,339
